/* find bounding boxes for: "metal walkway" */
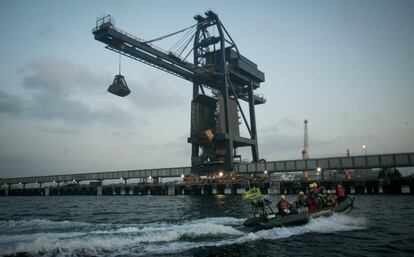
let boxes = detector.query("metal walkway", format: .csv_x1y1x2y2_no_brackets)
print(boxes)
1,152,413,185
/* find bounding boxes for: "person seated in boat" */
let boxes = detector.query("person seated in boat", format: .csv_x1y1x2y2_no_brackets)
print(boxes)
324,190,337,207
307,183,319,212
336,184,346,202
294,191,308,208
277,195,292,216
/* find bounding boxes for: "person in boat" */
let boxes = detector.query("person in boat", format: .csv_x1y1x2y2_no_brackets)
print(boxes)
307,183,319,212
314,183,323,193
314,183,325,208
324,190,337,207
294,191,308,208
336,184,346,202
277,194,292,216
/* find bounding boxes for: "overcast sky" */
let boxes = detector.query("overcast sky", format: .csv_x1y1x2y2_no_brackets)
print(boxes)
0,0,413,178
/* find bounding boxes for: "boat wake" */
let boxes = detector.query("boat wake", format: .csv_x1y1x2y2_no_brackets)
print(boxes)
0,215,366,257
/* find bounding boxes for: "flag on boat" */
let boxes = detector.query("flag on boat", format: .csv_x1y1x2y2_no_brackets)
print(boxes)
242,188,262,200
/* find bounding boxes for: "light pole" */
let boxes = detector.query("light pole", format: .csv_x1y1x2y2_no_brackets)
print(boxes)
362,145,367,156
317,167,324,180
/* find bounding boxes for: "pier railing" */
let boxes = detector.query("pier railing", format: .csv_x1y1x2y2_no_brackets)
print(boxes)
1,152,413,185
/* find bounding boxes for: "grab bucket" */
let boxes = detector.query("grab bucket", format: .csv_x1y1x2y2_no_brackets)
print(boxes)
108,74,130,97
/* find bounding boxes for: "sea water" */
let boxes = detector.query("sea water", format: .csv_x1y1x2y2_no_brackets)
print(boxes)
0,195,413,257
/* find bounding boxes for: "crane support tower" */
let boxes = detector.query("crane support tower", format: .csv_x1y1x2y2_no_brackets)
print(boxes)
302,119,309,160
92,11,266,174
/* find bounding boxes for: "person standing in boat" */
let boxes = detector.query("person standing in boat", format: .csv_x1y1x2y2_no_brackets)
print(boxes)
294,191,307,208
314,183,325,208
307,183,319,212
277,195,292,216
336,184,346,202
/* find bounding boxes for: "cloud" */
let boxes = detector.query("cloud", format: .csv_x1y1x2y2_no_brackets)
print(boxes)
259,130,302,153
2,58,134,125
37,125,77,135
37,25,55,37
0,90,25,114
30,93,129,124
127,76,186,110
163,134,189,154
261,117,301,134
257,118,332,160
17,57,189,111
19,58,105,96
279,117,301,127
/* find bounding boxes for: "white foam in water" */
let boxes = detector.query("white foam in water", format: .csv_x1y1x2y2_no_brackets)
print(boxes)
0,217,243,257
0,215,366,257
0,219,91,231
239,214,367,242
136,214,367,256
193,217,246,226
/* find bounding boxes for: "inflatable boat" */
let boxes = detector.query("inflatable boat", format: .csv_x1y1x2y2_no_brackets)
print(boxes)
243,196,354,231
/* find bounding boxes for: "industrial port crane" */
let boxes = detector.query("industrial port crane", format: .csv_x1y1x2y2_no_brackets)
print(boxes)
92,11,266,174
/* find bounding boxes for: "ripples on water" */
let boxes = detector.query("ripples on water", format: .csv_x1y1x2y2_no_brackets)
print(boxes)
0,195,413,257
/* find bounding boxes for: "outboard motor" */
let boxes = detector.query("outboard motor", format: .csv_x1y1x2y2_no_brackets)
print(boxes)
108,74,130,97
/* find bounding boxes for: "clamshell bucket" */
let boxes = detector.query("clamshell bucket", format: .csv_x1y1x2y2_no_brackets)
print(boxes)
108,74,130,97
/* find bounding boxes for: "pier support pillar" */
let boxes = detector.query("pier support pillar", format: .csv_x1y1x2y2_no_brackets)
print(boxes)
44,187,49,196
269,182,280,195
191,185,202,195
231,184,238,195
97,183,103,196
167,185,175,195
203,185,213,195
217,184,225,195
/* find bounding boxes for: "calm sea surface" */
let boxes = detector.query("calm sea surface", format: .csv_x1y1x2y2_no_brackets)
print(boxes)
0,194,413,257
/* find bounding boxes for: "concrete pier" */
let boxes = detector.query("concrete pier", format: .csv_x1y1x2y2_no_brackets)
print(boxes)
1,177,414,196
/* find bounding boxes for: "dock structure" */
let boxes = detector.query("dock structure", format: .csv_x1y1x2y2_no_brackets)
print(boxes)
1,152,413,196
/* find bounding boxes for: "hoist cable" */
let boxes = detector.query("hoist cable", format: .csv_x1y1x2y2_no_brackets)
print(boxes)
172,27,196,56
118,54,121,74
177,30,196,58
169,26,196,53
143,23,198,44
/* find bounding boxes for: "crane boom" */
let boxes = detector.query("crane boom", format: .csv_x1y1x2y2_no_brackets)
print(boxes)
93,16,212,85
